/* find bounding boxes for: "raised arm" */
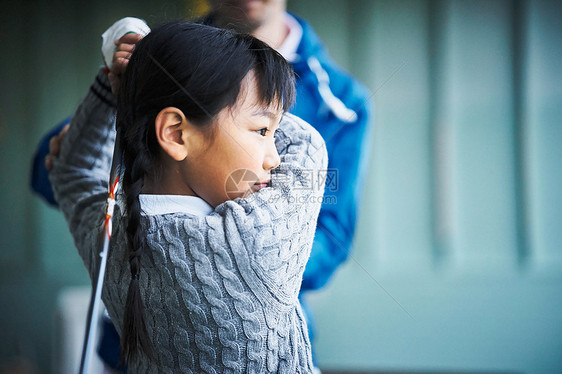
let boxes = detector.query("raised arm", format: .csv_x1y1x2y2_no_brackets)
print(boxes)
213,113,328,310
49,70,117,275
32,18,146,208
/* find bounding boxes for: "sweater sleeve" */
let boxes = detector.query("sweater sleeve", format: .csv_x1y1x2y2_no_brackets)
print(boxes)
49,69,117,277
212,113,328,311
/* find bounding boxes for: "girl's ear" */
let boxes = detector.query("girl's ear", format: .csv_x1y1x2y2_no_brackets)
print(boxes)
154,107,192,161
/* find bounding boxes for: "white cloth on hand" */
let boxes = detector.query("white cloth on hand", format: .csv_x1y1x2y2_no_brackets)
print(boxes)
101,17,151,69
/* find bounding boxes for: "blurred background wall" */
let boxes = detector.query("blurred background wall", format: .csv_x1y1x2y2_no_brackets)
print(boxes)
1,0,561,373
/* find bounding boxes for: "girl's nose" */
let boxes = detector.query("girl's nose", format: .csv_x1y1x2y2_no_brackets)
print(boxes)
263,140,281,171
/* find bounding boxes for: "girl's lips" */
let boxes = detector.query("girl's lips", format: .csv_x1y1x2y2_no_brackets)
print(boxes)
254,180,270,190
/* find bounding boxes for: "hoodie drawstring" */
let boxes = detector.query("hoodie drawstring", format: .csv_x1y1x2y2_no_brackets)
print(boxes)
306,56,358,123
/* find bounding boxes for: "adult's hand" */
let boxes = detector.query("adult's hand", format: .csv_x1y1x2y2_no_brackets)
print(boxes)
44,123,70,171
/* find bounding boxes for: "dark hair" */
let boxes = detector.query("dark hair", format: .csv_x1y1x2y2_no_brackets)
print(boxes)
115,21,295,363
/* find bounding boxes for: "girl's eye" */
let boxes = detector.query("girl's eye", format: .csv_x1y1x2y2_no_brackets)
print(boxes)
257,128,268,136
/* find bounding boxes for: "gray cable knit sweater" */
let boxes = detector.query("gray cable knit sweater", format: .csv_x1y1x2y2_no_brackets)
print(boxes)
50,70,328,373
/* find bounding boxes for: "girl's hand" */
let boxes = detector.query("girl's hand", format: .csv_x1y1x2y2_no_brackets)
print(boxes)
108,33,144,96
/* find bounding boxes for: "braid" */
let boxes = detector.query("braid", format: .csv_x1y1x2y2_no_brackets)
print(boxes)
120,128,155,363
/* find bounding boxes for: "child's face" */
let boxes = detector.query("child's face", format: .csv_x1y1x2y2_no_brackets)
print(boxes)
181,76,282,207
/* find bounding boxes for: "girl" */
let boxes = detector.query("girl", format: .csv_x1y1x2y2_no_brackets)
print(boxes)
50,21,327,373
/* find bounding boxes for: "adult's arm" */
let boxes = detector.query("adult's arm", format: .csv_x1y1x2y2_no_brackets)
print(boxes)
301,83,372,291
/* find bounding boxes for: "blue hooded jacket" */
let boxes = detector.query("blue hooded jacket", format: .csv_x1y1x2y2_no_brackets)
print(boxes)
289,14,372,292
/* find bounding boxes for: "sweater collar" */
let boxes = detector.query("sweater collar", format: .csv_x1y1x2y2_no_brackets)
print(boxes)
139,194,213,217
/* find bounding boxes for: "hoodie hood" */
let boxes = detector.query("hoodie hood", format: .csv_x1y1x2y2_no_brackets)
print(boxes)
200,11,359,124
289,12,358,123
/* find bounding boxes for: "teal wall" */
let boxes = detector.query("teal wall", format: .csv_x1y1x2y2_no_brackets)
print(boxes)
299,1,562,373
1,1,561,373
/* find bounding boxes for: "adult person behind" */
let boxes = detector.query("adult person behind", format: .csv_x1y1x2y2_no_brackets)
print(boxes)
32,0,372,370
